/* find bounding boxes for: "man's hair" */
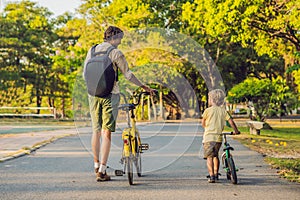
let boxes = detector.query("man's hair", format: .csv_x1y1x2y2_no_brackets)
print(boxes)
208,89,225,106
104,26,124,41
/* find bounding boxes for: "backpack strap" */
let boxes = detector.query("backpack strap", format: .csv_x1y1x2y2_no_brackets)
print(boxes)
105,46,118,81
92,45,115,57
90,44,98,58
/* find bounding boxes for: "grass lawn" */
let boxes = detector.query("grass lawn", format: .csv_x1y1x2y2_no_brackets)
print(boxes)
0,118,89,134
227,126,300,183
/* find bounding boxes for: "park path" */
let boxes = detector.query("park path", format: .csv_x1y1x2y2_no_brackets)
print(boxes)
0,122,299,200
0,127,83,162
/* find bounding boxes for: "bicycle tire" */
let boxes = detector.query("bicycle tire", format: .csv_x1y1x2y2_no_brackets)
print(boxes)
135,151,142,177
126,157,133,185
134,138,142,177
224,158,231,180
228,157,238,184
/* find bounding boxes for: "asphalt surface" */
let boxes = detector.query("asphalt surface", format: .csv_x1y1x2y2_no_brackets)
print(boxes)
0,122,299,200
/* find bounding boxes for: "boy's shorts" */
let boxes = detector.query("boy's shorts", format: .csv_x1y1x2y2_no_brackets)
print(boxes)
89,93,120,133
203,142,222,159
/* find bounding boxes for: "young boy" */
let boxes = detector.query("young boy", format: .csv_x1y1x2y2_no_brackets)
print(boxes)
201,89,240,183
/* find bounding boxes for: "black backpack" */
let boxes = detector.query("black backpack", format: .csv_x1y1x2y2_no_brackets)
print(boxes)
84,44,117,97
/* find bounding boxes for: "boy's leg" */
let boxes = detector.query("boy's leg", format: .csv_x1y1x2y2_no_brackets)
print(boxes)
213,156,219,177
213,142,222,180
206,156,214,177
203,142,216,183
206,156,215,183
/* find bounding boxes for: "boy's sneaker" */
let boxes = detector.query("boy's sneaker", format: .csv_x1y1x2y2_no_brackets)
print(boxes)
216,173,221,180
208,175,215,183
95,168,111,182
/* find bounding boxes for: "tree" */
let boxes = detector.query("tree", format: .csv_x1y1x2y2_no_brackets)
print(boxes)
51,16,87,117
74,1,206,117
0,0,57,111
227,77,297,121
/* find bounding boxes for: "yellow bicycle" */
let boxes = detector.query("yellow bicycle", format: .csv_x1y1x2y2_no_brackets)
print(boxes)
115,91,150,185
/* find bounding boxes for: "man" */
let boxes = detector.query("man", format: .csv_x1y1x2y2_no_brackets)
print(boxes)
83,26,154,181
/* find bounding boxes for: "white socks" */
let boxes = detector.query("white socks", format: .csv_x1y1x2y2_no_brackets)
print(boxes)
99,164,107,173
94,163,107,173
94,162,100,169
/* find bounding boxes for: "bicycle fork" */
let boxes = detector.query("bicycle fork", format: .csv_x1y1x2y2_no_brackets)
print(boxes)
221,150,239,173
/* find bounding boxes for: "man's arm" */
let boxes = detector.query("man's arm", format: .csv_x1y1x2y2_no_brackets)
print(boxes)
113,50,154,94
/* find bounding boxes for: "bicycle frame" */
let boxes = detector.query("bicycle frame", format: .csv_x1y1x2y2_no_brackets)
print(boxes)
221,133,234,170
122,110,141,158
116,92,151,184
221,132,238,184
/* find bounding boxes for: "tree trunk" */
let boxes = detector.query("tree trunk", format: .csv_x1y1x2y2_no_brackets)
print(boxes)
159,85,164,120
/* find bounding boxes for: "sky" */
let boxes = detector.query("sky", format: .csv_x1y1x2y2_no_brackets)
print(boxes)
1,0,82,16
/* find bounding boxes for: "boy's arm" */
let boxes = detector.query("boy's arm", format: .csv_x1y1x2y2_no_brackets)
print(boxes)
201,118,206,128
228,118,240,134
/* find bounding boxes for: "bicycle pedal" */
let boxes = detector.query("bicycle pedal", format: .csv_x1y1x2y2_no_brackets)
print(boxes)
115,170,124,176
141,143,149,150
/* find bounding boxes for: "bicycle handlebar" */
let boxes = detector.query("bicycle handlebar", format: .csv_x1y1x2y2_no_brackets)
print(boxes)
118,91,157,111
222,132,240,135
134,91,151,106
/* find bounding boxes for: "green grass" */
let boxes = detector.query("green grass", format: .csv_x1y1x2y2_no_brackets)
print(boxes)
229,126,300,183
265,157,300,183
0,118,90,134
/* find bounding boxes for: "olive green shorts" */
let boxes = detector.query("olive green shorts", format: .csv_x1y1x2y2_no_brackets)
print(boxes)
203,142,222,159
88,94,120,133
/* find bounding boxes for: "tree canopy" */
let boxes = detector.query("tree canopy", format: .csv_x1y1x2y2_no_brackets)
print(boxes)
0,0,299,119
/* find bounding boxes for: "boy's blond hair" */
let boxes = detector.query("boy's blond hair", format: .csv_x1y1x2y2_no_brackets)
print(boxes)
208,89,225,106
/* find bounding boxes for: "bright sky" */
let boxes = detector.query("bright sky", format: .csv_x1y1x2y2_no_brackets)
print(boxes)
1,0,82,16
33,0,82,16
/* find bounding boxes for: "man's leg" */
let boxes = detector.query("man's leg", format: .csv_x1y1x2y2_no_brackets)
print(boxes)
91,131,101,164
100,129,111,167
93,129,111,182
96,130,112,181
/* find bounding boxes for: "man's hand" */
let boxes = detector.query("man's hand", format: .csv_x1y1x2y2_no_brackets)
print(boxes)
141,85,157,96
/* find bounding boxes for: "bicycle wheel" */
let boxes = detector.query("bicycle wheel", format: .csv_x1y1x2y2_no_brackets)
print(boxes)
135,151,142,177
228,157,238,184
224,158,231,180
134,138,142,177
125,157,133,185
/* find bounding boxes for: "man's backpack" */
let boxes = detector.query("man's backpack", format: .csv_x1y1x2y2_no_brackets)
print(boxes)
84,44,117,97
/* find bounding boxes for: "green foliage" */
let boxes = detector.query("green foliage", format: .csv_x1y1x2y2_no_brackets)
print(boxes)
1,0,299,120
191,0,300,57
228,77,298,121
0,1,57,110
182,0,300,90
265,157,299,183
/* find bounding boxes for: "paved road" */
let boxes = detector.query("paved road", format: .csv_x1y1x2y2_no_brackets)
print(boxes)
0,122,299,200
